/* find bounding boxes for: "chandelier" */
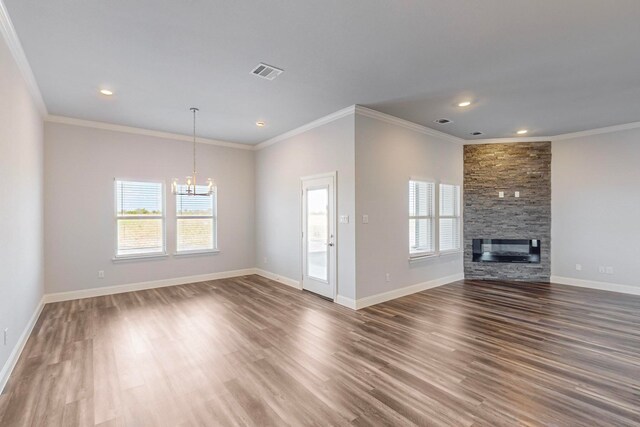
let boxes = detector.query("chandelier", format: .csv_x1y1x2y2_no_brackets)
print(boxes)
171,107,214,196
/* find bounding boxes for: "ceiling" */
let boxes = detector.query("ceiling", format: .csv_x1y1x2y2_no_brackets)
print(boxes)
5,0,640,145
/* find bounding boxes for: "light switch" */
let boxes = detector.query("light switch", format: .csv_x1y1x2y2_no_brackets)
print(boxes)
498,191,505,198
362,214,369,224
515,191,520,198
339,215,349,224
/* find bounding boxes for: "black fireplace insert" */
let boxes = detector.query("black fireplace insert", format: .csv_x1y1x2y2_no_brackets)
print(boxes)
472,239,541,263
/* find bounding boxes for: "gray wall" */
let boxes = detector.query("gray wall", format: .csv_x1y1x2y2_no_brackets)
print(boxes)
552,128,640,290
0,35,44,379
44,122,255,294
255,115,356,299
355,114,463,299
464,142,551,281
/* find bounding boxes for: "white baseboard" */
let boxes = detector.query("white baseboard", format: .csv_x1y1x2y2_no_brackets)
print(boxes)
353,273,464,310
253,268,301,290
550,275,640,296
0,297,45,394
43,268,257,303
335,295,357,309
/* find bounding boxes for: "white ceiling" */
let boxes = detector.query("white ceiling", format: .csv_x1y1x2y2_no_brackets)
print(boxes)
5,0,640,145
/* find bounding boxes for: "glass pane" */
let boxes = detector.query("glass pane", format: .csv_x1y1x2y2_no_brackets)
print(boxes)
176,185,214,216
117,218,163,255
116,181,163,216
440,184,459,217
177,218,214,252
439,218,460,251
410,218,433,253
409,181,434,217
307,187,328,281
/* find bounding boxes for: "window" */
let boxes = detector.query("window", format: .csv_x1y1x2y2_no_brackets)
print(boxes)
409,180,435,256
439,183,461,252
115,180,165,257
176,185,217,253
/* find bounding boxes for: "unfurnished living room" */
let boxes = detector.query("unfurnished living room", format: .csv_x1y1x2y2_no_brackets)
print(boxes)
1,1,640,426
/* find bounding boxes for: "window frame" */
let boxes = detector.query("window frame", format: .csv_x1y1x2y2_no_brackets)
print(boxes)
113,178,167,261
408,178,436,259
174,184,218,255
438,182,462,254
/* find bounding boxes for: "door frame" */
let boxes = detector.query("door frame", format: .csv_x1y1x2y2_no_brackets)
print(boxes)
300,171,337,301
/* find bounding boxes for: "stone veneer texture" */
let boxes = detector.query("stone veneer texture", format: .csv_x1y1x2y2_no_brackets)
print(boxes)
464,142,551,281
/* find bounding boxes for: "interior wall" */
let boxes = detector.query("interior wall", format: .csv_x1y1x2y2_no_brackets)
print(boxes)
0,35,44,381
44,122,255,294
254,115,356,299
552,128,640,290
354,114,463,299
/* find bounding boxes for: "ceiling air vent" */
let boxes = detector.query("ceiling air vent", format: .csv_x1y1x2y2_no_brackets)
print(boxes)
251,63,284,80
470,131,483,136
434,118,452,124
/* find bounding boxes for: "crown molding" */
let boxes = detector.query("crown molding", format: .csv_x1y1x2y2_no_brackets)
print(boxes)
463,136,554,145
253,105,356,151
45,115,253,150
551,121,640,141
0,0,47,116
354,105,465,144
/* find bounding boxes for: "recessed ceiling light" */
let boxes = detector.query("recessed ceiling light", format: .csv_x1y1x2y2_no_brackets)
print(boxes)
434,118,453,124
470,131,483,136
458,101,471,107
256,121,265,127
517,129,528,135
99,89,113,96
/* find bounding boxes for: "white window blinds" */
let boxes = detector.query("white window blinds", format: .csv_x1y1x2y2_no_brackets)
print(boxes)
439,183,461,252
176,185,217,252
409,180,435,255
115,180,165,257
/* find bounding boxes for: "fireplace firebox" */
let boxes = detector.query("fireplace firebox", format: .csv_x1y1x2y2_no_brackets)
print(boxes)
472,239,541,263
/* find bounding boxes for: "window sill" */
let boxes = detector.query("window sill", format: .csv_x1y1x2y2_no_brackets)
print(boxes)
112,253,169,263
174,249,220,257
439,249,463,256
409,252,437,262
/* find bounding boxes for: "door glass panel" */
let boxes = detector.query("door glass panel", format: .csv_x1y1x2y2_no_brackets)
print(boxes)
307,187,328,281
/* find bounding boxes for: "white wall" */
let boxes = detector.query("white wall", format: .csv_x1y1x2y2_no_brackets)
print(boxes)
255,115,356,299
552,128,640,291
355,114,463,299
0,34,44,382
44,122,255,294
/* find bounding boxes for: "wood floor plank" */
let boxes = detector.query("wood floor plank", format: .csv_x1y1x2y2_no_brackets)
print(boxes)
2,276,640,426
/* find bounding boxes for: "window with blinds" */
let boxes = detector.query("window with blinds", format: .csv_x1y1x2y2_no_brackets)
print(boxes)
409,180,435,256
176,185,216,253
115,180,165,257
439,183,461,252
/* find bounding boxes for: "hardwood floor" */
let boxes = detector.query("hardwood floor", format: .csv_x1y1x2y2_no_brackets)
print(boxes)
1,276,639,426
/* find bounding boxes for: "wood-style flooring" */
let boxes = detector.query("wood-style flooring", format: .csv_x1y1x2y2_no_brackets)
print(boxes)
1,276,639,426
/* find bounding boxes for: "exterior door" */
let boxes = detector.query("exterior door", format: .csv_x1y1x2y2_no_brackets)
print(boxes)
301,174,336,299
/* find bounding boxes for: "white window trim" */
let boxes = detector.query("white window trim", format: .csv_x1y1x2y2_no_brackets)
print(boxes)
113,178,167,261
175,186,218,254
409,178,436,258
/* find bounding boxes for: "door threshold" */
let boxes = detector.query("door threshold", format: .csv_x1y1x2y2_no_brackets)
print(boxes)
303,289,334,302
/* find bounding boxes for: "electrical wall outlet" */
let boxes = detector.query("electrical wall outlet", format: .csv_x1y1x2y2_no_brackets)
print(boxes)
575,264,582,271
515,191,520,198
362,214,369,224
385,273,391,282
339,215,349,224
598,266,605,274
498,191,505,198
98,270,104,279
606,267,614,275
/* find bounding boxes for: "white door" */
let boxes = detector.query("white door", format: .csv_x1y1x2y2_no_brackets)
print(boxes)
301,174,336,300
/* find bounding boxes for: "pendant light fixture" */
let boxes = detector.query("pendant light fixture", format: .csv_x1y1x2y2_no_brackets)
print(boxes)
172,107,214,196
